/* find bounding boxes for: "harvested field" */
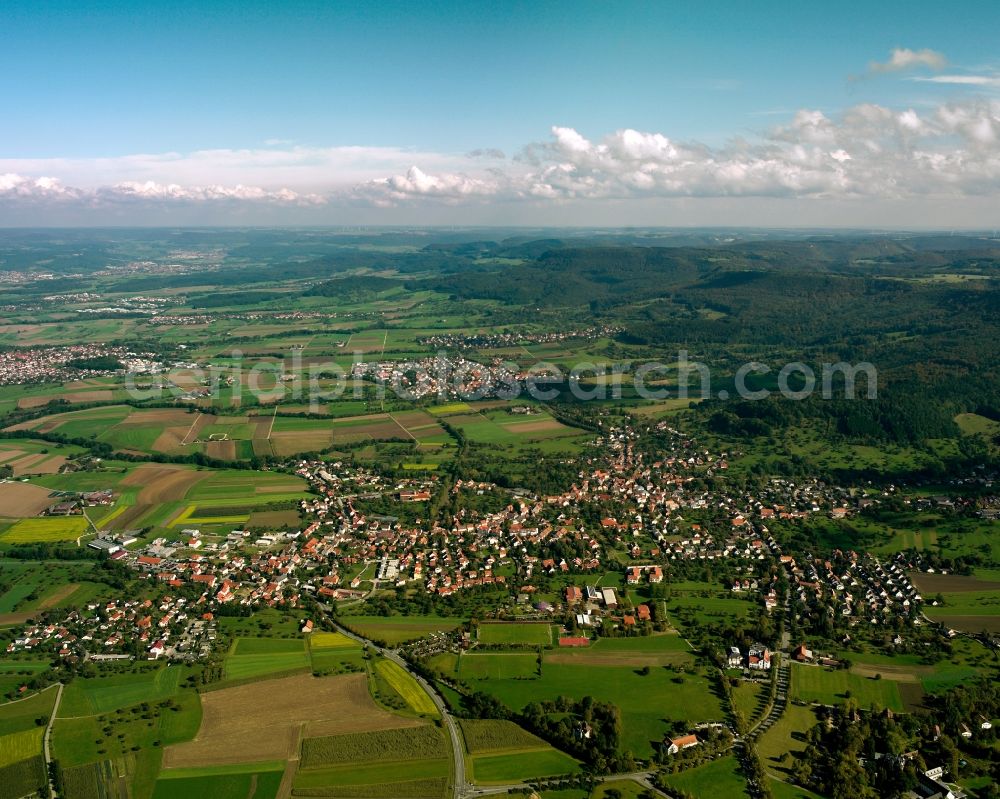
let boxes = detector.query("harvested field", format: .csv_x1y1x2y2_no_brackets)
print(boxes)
898,682,927,712
269,432,331,457
0,483,53,517
849,663,930,682
0,611,35,625
18,390,114,409
124,408,193,424
247,510,301,527
911,572,1000,593
545,650,690,667
152,426,189,454
930,614,1000,633
161,673,421,768
332,420,405,442
501,419,566,434
111,465,206,529
204,440,236,460
7,453,67,476
105,502,152,531
16,397,49,410
121,464,205,503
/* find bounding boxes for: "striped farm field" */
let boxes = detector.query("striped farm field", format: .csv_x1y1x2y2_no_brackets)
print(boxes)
477,622,554,645
0,727,44,768
340,615,464,645
168,504,249,528
790,663,904,712
374,659,438,716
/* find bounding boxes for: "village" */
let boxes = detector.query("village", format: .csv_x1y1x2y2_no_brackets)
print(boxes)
0,344,164,386
4,418,950,671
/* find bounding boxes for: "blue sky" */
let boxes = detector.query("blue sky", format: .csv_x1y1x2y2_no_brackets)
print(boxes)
2,0,1000,225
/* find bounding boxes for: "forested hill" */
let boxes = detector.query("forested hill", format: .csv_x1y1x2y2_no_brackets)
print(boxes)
405,238,1000,428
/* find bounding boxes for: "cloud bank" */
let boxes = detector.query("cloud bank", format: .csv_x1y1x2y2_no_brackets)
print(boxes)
3,98,1000,224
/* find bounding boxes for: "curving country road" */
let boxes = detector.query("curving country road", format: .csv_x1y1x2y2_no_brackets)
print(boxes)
320,615,470,798
318,610,677,799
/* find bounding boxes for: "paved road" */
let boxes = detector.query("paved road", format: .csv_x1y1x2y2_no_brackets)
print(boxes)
320,615,680,799
324,619,470,798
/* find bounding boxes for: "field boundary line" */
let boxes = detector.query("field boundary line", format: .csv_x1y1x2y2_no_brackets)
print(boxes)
389,414,418,442
180,412,203,446
267,405,278,440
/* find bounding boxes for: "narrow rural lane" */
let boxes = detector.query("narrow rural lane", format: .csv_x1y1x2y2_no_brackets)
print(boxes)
44,682,64,797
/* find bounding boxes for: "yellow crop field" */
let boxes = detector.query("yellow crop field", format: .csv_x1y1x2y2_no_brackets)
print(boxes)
1,517,89,543
311,632,357,650
375,659,438,716
0,727,44,768
427,402,471,416
167,505,248,528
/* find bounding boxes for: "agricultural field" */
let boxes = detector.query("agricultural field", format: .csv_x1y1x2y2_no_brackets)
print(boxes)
310,631,358,650
223,637,311,681
462,660,723,759
544,634,693,668
660,755,750,799
161,673,423,768
0,480,55,517
447,408,585,449
4,404,448,461
52,689,203,768
0,516,89,544
477,622,555,646
299,725,447,767
0,726,44,768
152,762,285,799
789,664,904,712
266,411,453,457
458,652,540,680
373,658,439,716
87,463,310,532
472,749,581,783
912,571,1000,633
0,437,82,477
338,614,464,645
459,719,580,783
0,753,46,799
58,667,187,717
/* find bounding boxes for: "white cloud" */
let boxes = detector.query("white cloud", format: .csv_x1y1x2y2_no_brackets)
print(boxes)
911,74,1000,87
360,99,1000,205
3,98,1000,222
868,47,947,74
